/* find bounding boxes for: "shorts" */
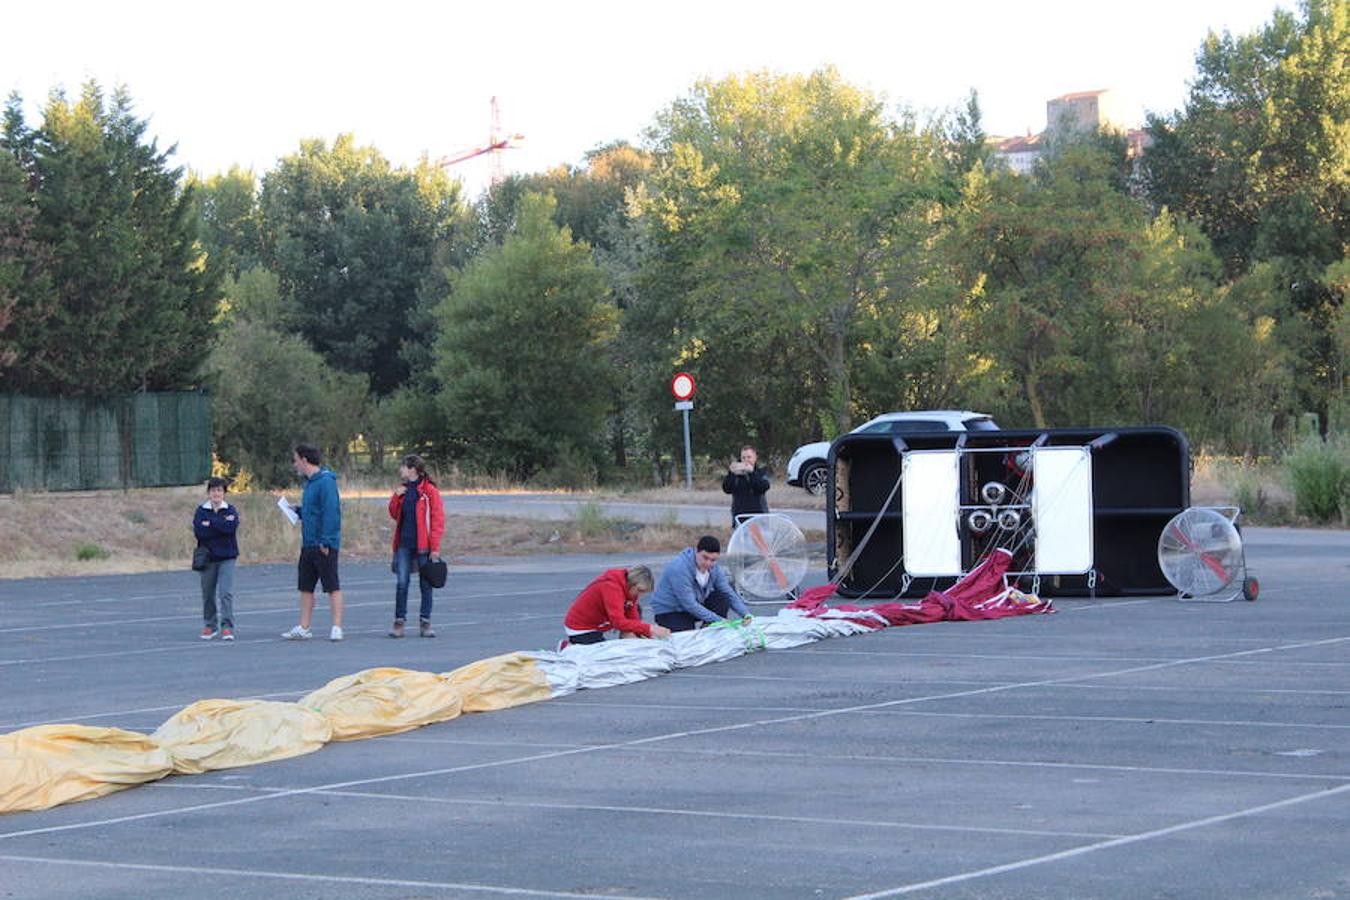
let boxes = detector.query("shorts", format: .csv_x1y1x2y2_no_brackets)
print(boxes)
297,546,340,593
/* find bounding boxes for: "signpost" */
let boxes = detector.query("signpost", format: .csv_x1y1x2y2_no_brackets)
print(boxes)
671,372,696,489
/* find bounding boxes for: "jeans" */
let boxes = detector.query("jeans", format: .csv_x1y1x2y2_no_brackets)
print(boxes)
654,593,731,633
393,546,434,622
200,558,236,628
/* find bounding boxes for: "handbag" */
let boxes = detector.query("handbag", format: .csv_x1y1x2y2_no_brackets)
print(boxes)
192,546,211,571
419,557,448,589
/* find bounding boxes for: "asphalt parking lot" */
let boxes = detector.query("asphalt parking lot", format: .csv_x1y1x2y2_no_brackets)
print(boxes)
1,527,1347,898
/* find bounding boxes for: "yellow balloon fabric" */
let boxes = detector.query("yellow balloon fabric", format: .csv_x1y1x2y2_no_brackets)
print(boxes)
0,724,173,813
442,652,555,713
152,699,333,774
300,667,464,741
4,605,990,816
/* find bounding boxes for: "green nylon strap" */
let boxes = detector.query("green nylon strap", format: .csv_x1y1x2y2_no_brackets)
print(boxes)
706,617,766,652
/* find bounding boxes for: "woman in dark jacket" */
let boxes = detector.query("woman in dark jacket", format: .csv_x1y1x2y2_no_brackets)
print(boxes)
193,476,240,641
387,454,445,638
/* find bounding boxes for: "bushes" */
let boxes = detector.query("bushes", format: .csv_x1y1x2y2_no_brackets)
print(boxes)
74,543,110,561
1283,436,1350,525
207,319,371,487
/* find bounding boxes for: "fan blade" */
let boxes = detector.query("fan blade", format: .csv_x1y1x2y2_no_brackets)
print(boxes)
1168,523,1230,582
747,520,789,588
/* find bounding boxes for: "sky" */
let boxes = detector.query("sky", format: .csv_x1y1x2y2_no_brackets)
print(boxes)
3,0,1293,198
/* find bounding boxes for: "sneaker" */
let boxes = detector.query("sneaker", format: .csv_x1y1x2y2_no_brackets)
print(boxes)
388,620,405,639
419,619,436,639
200,626,217,641
281,625,312,640
220,628,234,642
330,626,344,642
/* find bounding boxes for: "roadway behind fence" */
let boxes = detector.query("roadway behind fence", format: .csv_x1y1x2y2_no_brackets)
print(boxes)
0,392,211,492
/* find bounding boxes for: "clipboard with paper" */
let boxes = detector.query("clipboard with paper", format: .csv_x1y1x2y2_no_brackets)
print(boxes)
276,495,300,525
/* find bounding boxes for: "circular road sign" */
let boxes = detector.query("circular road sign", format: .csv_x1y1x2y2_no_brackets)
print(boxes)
671,372,696,401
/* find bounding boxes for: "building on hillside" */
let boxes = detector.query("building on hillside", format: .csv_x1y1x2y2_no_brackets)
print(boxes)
1046,89,1133,134
991,133,1043,175
989,88,1152,175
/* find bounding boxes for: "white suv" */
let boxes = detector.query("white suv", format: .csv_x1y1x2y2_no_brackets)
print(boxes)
786,410,999,495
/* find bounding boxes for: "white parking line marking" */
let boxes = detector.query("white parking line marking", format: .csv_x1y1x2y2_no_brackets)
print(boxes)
0,615,558,668
2,631,1344,843
845,782,1350,898
148,782,1124,839
376,737,1350,781
863,709,1350,730
0,854,646,897
0,691,311,731
678,671,1350,695
0,588,567,634
550,698,1350,731
798,648,1350,666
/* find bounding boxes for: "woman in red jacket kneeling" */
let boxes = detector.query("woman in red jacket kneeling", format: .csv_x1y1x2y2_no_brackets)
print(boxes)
561,565,671,647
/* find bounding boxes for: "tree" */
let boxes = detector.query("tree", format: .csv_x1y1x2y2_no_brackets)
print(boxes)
193,165,263,279
466,144,654,469
945,139,1250,434
259,136,464,396
207,317,370,487
0,147,53,375
638,68,949,449
1142,0,1348,433
0,83,221,395
942,89,994,182
471,142,652,254
432,192,618,480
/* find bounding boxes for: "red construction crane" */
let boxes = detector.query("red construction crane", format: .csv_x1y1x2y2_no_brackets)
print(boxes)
437,96,523,184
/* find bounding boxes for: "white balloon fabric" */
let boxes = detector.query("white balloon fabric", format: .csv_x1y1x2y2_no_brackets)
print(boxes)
1,571,1051,816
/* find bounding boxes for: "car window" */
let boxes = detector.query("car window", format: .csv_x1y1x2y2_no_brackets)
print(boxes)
888,420,945,433
856,421,893,433
963,417,999,431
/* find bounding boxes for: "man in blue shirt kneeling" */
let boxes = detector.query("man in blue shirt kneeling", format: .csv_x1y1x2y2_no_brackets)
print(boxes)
649,535,750,633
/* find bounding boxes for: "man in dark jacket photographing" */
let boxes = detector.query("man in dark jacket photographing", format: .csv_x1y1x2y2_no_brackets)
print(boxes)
722,445,770,529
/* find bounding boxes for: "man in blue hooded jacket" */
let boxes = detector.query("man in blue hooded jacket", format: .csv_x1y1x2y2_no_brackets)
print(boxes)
279,443,346,641
649,535,750,632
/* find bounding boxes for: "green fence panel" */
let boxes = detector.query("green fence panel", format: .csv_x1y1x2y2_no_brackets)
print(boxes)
0,392,211,492
175,393,212,485
5,396,41,491
131,394,161,487
40,400,83,491
80,399,123,489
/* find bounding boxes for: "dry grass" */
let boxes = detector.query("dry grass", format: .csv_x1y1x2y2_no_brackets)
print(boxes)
0,485,818,580
1191,454,1296,524
2,457,1301,581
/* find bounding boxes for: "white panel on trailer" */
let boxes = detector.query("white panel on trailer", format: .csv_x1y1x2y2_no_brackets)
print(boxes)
1032,446,1094,573
901,450,962,576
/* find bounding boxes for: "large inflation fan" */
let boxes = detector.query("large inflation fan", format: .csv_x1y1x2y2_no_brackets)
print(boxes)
724,513,811,601
1157,507,1258,602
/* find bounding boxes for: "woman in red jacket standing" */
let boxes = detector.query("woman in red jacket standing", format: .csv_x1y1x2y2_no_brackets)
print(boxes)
387,454,445,638
561,565,670,647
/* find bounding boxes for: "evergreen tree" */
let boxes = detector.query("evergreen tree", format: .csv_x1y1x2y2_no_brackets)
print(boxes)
433,192,618,480
0,83,221,395
259,136,464,396
0,145,54,375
